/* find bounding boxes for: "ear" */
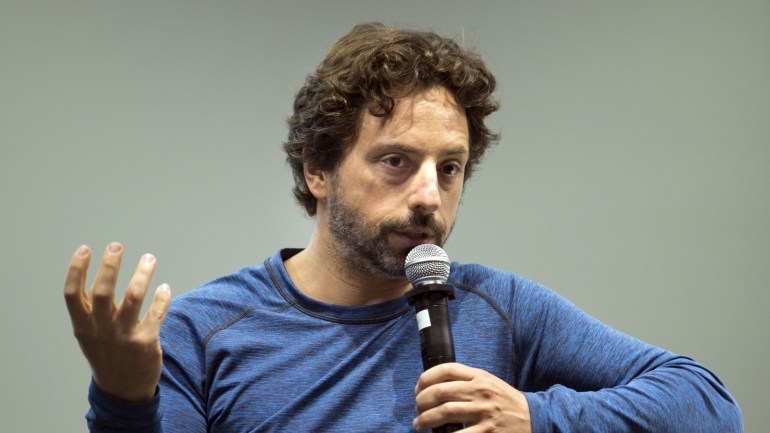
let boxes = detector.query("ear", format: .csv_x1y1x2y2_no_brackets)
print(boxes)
304,161,328,201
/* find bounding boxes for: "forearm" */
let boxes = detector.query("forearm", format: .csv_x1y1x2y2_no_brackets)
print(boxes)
524,356,742,433
512,280,742,432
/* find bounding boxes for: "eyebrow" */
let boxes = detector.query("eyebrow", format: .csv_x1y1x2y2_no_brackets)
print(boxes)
373,142,469,157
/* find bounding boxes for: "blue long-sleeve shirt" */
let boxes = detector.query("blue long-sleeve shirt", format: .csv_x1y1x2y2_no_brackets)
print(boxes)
87,248,742,432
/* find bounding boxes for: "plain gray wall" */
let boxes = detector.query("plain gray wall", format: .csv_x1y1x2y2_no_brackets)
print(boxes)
2,1,768,431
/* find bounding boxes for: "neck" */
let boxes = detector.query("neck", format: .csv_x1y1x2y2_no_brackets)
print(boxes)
284,226,411,306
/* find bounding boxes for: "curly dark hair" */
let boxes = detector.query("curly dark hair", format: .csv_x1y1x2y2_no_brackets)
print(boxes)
284,22,499,216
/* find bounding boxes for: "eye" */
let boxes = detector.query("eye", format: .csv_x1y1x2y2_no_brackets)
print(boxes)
441,162,463,177
382,155,407,168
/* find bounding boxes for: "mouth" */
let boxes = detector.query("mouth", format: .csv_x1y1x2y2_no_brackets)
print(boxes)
393,228,435,246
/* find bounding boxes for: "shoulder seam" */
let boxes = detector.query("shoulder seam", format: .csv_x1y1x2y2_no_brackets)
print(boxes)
200,303,292,350
200,265,293,349
450,277,516,334
449,274,518,382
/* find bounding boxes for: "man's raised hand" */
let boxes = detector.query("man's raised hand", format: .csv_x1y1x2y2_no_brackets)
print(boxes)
63,242,171,403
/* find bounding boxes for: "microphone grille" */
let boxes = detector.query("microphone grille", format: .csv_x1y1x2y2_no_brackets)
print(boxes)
404,244,451,285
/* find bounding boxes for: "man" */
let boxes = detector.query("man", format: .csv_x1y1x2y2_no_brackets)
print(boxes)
64,23,742,432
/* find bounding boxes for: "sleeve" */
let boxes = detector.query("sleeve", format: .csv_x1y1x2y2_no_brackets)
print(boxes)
511,279,743,433
86,380,162,433
154,305,209,432
84,302,209,432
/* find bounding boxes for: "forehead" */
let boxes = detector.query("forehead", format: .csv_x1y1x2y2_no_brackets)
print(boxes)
354,86,470,152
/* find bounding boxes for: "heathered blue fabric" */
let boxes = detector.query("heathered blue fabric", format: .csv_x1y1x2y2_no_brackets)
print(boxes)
87,249,742,432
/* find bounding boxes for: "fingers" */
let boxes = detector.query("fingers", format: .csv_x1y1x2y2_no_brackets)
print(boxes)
414,401,474,432
414,380,481,432
414,365,532,433
414,364,477,431
63,245,92,329
90,243,124,324
115,253,158,330
65,242,170,335
140,283,171,331
416,379,473,413
416,363,476,395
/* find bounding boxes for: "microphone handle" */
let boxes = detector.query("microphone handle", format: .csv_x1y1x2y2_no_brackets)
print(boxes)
414,292,456,370
407,284,463,433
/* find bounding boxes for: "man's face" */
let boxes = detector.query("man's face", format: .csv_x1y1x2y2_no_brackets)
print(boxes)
321,86,469,279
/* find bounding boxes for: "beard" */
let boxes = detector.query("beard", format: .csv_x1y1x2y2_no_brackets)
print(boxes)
327,186,449,280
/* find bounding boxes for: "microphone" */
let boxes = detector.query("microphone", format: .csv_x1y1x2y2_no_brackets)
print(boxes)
405,244,463,433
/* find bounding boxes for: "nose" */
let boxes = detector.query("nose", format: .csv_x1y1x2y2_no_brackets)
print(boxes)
407,163,441,215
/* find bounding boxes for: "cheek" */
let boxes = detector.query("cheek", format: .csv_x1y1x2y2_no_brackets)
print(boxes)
351,189,395,223
440,191,463,221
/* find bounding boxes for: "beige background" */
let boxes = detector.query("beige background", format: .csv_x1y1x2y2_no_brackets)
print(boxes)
2,1,767,431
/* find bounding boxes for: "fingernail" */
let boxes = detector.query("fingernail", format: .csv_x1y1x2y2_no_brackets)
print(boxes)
108,243,122,254
76,245,90,257
158,284,170,295
142,253,156,264
413,418,420,431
